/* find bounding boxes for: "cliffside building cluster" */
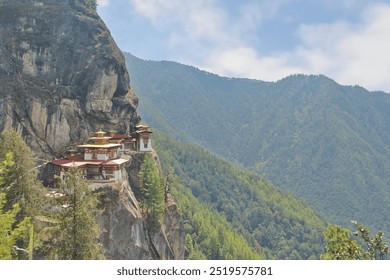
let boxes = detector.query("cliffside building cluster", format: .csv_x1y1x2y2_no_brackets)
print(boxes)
49,125,153,186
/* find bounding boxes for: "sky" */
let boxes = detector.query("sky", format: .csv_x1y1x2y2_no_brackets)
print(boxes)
97,0,390,92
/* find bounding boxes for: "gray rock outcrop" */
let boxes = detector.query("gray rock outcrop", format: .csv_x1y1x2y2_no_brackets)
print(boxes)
0,0,139,158
0,0,185,260
98,178,184,260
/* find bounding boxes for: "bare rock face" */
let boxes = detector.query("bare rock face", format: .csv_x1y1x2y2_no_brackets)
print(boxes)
153,194,186,260
0,0,139,158
98,179,185,260
98,180,152,259
0,0,185,260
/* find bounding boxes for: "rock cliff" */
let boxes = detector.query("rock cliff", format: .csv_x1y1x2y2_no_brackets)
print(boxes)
0,0,184,259
0,0,139,158
98,152,185,260
97,174,185,260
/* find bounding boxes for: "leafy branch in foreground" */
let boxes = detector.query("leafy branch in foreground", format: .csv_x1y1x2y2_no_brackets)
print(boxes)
351,220,389,260
321,221,389,260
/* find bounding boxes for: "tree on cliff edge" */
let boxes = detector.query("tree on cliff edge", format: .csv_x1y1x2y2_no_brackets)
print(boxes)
139,153,164,231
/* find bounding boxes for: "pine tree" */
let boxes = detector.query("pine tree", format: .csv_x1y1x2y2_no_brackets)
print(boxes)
0,155,30,259
0,193,30,259
0,130,46,259
139,154,164,231
0,129,46,217
47,167,104,259
0,152,14,185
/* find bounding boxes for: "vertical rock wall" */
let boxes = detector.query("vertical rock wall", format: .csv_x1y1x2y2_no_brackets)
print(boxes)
0,0,185,259
0,0,139,158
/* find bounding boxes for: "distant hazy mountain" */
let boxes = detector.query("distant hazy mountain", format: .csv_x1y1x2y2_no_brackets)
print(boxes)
124,52,390,234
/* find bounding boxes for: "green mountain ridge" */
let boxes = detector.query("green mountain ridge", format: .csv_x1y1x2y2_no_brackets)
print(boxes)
154,131,326,259
124,52,390,234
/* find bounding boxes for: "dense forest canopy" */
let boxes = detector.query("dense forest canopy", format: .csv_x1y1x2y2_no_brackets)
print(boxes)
124,52,390,235
154,131,327,259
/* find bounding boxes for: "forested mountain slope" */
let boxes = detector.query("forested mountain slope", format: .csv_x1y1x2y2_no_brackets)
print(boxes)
154,132,326,259
124,53,390,234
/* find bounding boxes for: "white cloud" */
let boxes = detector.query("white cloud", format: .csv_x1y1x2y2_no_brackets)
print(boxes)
295,3,390,91
130,0,230,42
128,0,285,62
128,0,240,64
204,47,304,81
235,0,286,31
129,0,173,22
128,0,390,91
203,2,390,92
97,0,110,7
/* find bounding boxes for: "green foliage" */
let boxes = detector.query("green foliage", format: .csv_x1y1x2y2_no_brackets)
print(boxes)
351,221,389,260
0,152,14,185
0,129,46,217
321,221,389,260
0,193,31,259
124,53,390,234
154,131,326,259
0,130,46,259
321,224,364,260
45,167,103,260
0,130,103,260
0,154,31,260
139,154,164,230
171,177,262,260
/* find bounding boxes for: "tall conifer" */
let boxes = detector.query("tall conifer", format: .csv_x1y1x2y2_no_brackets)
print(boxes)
0,130,46,259
47,167,103,259
139,154,164,230
0,154,30,259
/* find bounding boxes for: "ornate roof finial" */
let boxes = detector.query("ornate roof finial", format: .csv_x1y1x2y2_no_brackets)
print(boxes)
95,125,106,138
108,127,117,137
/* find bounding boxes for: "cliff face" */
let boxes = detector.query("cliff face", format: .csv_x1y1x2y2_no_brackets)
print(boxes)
0,0,184,259
0,0,139,158
98,176,185,260
97,152,184,260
